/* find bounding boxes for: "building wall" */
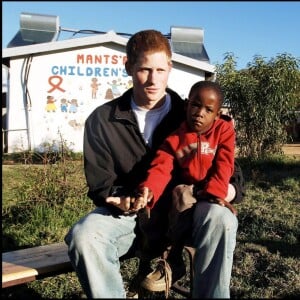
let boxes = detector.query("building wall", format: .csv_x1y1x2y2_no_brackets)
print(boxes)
6,44,206,153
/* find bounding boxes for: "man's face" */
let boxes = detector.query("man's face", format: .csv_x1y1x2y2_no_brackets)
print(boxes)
186,88,221,133
126,51,172,108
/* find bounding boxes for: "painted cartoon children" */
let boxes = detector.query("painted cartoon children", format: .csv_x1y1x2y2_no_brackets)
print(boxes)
60,98,68,113
107,79,122,98
45,95,57,112
69,99,78,113
91,77,101,99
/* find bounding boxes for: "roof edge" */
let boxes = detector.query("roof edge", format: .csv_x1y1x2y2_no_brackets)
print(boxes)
2,30,127,58
2,30,215,73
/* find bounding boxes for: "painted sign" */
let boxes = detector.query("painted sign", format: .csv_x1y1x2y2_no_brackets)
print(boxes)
6,44,206,153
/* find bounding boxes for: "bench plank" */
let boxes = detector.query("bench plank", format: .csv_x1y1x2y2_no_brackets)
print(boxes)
2,242,195,297
2,242,72,288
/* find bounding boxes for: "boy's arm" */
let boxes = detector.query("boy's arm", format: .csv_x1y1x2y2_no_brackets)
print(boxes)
200,120,238,215
205,121,236,199
138,140,176,208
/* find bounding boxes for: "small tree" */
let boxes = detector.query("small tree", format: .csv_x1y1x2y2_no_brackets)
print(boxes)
216,52,300,158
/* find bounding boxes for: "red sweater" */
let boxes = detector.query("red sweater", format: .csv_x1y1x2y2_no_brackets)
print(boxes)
141,115,236,208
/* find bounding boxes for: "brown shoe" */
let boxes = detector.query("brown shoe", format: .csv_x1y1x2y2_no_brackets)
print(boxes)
140,259,172,293
140,258,186,297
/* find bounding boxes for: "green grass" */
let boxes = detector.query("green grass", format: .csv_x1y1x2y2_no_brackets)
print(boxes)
2,154,300,298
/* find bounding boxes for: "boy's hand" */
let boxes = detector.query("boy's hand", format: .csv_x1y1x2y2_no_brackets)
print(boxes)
132,187,153,210
208,197,238,215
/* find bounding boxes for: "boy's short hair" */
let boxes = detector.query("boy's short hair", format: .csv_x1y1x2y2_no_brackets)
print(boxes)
126,29,172,65
188,81,224,107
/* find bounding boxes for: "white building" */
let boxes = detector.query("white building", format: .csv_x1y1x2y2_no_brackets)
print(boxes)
2,13,215,153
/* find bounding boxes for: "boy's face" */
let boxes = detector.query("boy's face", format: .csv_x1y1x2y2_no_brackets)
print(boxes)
186,88,221,133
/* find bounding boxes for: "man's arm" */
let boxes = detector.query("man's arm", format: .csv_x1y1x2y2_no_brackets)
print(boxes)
83,113,117,205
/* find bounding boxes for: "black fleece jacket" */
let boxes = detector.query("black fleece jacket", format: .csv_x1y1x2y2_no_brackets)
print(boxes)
84,87,186,207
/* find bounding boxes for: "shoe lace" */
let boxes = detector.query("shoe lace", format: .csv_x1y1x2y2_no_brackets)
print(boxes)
156,259,171,298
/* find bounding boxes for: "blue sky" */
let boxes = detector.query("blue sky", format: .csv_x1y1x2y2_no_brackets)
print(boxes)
2,1,300,69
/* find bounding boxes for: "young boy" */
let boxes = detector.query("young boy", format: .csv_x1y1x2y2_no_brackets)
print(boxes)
131,80,238,294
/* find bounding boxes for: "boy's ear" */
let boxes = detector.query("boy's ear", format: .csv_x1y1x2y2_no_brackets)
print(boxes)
215,109,222,120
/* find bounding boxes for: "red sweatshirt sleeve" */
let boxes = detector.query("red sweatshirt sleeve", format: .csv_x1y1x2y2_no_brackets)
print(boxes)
139,139,175,208
205,121,235,199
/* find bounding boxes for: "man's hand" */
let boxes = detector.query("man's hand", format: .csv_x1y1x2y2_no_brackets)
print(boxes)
106,187,153,214
106,196,134,212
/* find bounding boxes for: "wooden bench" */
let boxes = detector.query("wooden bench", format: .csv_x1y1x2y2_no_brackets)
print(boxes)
2,242,72,288
2,242,195,297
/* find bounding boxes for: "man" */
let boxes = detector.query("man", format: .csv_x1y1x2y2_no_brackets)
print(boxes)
65,29,186,298
65,29,242,298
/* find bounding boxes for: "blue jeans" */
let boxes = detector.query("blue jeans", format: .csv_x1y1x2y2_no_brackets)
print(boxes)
191,201,238,298
64,206,137,298
65,202,238,298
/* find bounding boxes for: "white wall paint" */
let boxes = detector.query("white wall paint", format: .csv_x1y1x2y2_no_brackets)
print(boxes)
5,43,211,153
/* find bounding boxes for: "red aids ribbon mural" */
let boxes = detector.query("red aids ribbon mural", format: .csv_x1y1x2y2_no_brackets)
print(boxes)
47,75,66,93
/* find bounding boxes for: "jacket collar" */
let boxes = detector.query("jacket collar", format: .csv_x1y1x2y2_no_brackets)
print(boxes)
113,87,184,122
113,88,135,122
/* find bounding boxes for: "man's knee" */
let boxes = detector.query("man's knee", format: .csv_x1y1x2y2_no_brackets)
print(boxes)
65,211,107,252
65,220,92,254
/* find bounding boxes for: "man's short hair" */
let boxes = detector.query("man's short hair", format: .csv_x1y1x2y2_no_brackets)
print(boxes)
126,29,172,66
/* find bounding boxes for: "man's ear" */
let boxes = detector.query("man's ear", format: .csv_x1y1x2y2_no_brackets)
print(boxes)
125,62,132,76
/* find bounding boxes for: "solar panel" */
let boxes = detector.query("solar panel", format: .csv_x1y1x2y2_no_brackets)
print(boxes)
7,12,59,48
170,26,210,62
